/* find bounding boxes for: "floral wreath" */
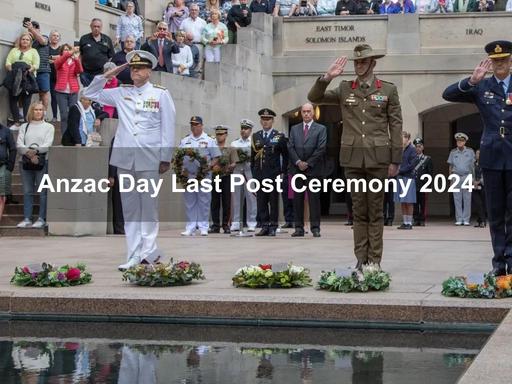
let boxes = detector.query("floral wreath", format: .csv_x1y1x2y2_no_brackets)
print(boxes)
172,148,209,187
232,263,312,288
317,264,391,293
11,263,92,287
442,273,512,299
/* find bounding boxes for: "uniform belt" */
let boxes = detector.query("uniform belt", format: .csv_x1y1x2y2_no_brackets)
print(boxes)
499,127,512,137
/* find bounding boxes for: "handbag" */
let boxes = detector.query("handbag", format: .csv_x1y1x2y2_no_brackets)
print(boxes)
21,123,46,171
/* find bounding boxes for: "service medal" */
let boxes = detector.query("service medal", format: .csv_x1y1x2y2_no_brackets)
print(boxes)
506,93,512,105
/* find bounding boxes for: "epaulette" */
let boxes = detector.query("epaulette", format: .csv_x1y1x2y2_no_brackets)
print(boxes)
153,84,167,90
120,84,133,87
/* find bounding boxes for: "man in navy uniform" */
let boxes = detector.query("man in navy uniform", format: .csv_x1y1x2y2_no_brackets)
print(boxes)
443,40,512,276
84,50,175,271
251,108,288,236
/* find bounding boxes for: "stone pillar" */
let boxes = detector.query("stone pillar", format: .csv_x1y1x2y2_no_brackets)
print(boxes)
47,147,109,236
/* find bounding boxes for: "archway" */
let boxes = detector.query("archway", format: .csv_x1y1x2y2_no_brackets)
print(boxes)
419,103,480,218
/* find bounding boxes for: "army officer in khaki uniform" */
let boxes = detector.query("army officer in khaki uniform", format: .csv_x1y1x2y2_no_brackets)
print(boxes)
308,44,403,269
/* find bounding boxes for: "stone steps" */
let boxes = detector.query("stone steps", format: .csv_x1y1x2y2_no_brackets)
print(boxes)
0,226,47,237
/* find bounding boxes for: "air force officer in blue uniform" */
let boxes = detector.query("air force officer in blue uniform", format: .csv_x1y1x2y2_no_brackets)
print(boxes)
442,40,512,276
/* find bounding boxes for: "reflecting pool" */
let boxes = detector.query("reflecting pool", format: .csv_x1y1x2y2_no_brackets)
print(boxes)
0,321,488,384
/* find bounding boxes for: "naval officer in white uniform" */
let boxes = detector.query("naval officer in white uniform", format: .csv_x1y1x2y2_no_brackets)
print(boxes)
180,116,221,236
83,50,176,271
230,119,257,232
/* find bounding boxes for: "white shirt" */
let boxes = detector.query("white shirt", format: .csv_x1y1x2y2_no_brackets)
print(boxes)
16,120,55,155
180,17,207,43
171,45,193,76
83,75,176,171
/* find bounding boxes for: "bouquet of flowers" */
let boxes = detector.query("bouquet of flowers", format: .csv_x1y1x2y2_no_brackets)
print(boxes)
122,259,205,287
232,263,312,288
441,273,512,299
10,263,92,287
317,264,391,293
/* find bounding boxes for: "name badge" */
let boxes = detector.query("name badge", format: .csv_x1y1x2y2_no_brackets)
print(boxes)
370,95,388,102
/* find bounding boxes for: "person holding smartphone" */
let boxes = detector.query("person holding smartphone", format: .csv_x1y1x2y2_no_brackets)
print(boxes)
290,0,318,16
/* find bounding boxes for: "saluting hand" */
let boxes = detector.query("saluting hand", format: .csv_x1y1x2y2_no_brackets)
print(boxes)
469,58,492,85
103,63,129,80
323,57,348,82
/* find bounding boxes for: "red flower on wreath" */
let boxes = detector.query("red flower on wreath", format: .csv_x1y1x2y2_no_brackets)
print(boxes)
66,268,81,281
22,266,30,274
259,264,272,271
176,261,190,270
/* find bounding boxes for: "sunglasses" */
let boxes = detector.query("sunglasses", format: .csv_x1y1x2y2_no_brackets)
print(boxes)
18,52,24,60
158,27,167,31
190,122,201,126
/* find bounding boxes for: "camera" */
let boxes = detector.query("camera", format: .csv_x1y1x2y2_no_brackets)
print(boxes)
22,17,31,26
300,0,307,6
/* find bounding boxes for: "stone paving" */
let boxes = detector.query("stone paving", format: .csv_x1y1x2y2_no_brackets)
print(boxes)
1,221,512,383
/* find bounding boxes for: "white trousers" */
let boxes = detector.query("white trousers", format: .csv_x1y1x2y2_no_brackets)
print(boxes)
184,190,211,232
204,45,221,62
118,346,157,384
119,167,160,263
231,171,257,229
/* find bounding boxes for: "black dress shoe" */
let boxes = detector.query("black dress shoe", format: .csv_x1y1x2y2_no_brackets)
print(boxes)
397,223,412,230
344,220,353,226
208,227,220,234
268,229,276,237
256,223,262,228
384,219,393,226
312,229,321,238
255,228,269,236
281,223,294,229
223,228,231,234
291,230,305,237
489,267,506,276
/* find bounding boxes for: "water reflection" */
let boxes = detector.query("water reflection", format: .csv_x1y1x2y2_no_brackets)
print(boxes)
0,339,476,384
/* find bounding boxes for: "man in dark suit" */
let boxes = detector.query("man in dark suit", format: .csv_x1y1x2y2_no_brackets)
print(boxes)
443,40,512,276
288,103,327,237
251,108,288,236
141,21,179,73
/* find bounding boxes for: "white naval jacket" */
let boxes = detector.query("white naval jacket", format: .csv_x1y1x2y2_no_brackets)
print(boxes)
83,75,176,171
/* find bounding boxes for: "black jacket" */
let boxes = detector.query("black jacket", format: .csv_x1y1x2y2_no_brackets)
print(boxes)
62,103,109,146
251,129,288,180
141,38,179,73
0,124,16,172
335,0,359,14
79,33,115,75
1,62,39,97
227,5,252,32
